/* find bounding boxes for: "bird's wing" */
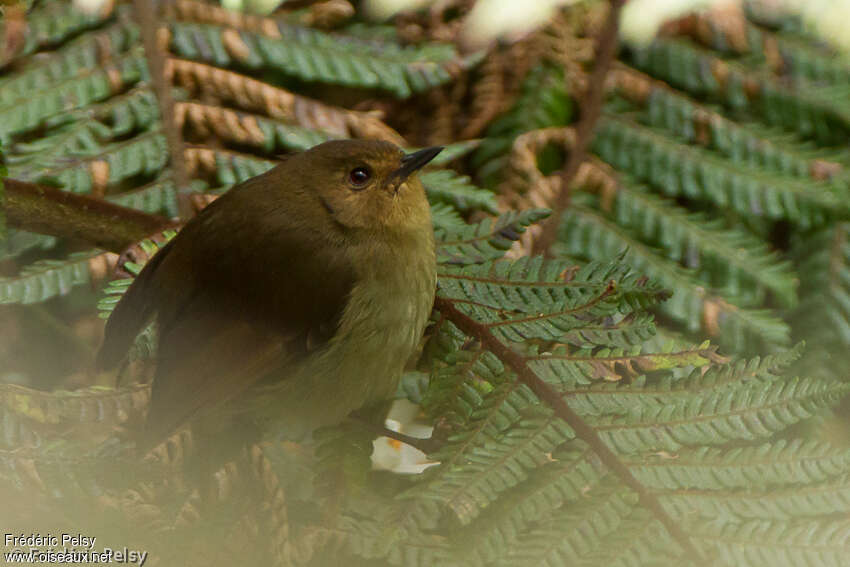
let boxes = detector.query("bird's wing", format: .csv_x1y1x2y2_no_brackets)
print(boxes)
96,237,176,372
97,165,356,446
137,294,292,449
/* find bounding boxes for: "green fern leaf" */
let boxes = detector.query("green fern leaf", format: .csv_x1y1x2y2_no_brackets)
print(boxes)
420,170,498,214
435,210,550,265
559,205,791,351
0,250,103,305
592,115,849,228
606,180,798,307
168,22,480,98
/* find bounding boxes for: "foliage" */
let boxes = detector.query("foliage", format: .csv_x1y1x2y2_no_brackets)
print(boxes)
2,1,850,566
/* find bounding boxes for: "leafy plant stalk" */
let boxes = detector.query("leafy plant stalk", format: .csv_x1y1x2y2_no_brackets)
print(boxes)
434,294,705,564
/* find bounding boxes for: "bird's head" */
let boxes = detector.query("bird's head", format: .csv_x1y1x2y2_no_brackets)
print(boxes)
294,139,441,233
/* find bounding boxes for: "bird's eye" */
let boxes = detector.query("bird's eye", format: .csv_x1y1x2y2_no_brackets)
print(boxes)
348,166,371,189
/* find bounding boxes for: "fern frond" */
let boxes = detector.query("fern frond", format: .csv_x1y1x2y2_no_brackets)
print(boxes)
168,21,479,98
177,101,331,152
94,86,163,137
410,381,574,525
559,205,791,351
592,114,849,228
530,342,717,386
0,16,138,108
429,140,482,166
97,233,175,318
575,509,678,567
0,250,104,305
625,38,850,144
0,0,115,69
604,181,798,307
419,170,498,214
596,376,848,454
677,10,850,87
628,439,850,491
106,176,188,218
558,348,797,420
496,484,638,567
24,131,169,194
453,443,606,565
437,257,668,345
791,223,850,369
429,203,466,231
692,518,850,566
662,474,850,520
184,146,274,185
168,58,404,143
9,88,162,175
0,382,149,446
629,75,845,179
0,49,148,142
473,63,571,185
434,210,550,265
418,261,712,536
611,66,846,181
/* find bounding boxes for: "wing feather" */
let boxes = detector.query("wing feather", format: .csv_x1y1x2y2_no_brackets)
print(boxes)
97,163,356,446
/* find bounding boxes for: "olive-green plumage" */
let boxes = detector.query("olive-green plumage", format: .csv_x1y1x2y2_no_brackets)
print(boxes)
98,139,439,446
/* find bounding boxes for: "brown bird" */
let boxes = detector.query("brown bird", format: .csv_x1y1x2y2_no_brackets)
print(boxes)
98,139,441,448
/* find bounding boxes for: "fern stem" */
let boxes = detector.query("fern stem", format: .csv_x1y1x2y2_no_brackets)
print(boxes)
533,0,626,256
434,294,705,564
4,178,173,253
132,0,191,218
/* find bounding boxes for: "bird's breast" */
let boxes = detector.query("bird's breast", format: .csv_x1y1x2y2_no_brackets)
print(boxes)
258,233,436,437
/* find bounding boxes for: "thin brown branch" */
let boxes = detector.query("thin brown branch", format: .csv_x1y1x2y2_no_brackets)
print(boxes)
433,295,705,564
4,178,173,254
132,0,191,218
532,0,626,256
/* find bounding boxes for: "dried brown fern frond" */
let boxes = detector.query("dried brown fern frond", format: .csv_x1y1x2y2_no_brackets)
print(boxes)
167,59,405,143
659,3,750,53
282,0,354,29
389,3,594,146
173,0,286,35
183,146,239,179
174,0,354,32
457,45,513,140
177,102,271,147
498,126,617,256
531,6,597,91
500,126,577,209
385,37,536,144
87,252,122,285
393,0,476,44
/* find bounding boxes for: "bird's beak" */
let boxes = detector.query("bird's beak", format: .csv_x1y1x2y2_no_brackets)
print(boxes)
391,146,444,185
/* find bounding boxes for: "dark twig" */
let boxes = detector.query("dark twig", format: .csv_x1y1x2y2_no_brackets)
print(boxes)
434,295,705,563
376,425,441,455
132,0,192,219
350,413,442,455
4,178,173,253
532,0,626,256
